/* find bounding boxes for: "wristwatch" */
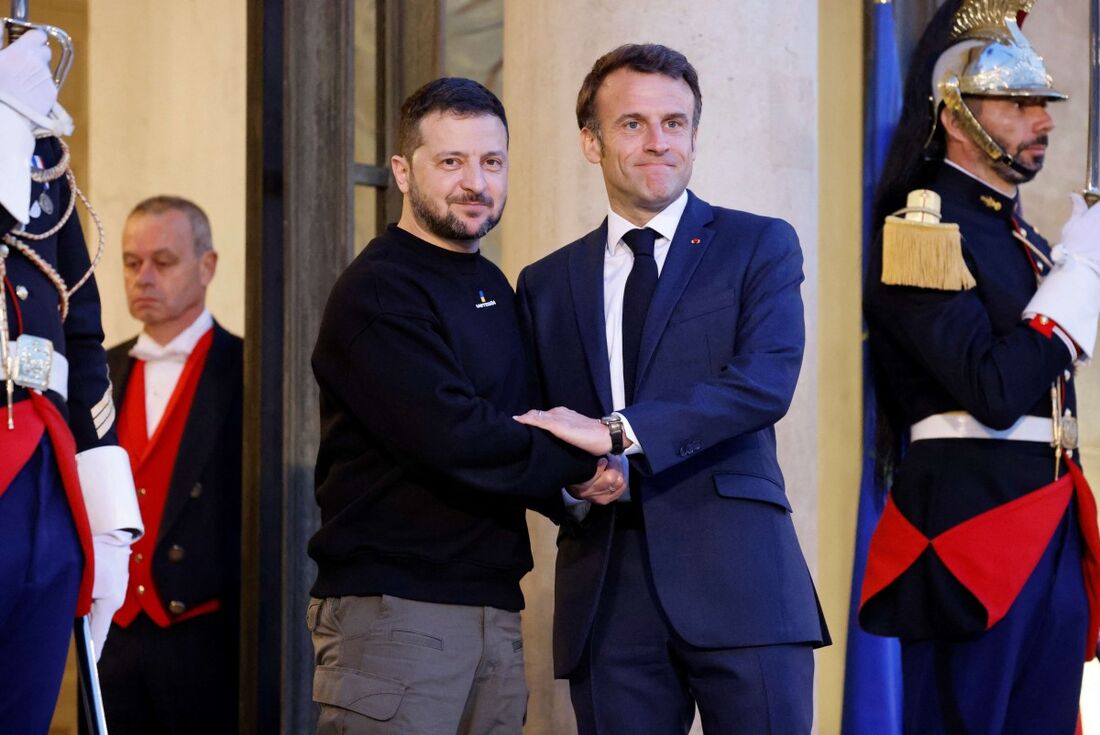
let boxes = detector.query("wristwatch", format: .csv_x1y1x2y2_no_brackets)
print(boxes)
600,415,625,455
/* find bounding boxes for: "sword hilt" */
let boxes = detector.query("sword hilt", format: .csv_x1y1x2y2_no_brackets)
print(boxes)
4,20,25,41
1,18,74,90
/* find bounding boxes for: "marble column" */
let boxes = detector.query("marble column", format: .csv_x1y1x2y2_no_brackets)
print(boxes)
502,3,820,732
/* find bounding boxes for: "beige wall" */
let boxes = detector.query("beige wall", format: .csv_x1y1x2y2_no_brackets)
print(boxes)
816,1,863,733
87,0,247,348
43,3,245,732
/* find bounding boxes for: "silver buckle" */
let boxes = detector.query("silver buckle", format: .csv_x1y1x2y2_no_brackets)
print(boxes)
1058,414,1079,451
12,335,52,392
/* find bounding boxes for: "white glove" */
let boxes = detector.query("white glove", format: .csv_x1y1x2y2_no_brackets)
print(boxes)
88,530,132,660
0,29,57,127
0,102,34,224
1023,193,1100,360
0,30,57,224
1056,193,1100,269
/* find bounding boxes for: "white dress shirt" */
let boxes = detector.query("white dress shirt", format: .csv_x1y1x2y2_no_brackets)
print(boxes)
565,191,690,508
604,191,689,431
128,309,213,437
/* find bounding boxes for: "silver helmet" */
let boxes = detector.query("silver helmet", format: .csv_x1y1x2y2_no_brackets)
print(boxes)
931,0,1065,175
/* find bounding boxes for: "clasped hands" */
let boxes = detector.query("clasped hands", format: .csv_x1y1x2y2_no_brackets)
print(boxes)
515,406,630,506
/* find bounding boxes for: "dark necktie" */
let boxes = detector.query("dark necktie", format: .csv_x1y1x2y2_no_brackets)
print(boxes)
621,227,659,405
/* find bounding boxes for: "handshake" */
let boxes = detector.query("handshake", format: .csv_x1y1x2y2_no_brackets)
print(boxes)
515,406,632,506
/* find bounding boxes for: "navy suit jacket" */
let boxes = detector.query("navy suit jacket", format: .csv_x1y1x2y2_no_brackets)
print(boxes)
517,191,829,677
107,322,243,616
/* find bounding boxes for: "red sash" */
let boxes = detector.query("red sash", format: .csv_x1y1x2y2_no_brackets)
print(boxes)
1,394,96,616
861,457,1100,660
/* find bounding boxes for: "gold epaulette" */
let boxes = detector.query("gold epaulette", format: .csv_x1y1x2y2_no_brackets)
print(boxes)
881,189,976,291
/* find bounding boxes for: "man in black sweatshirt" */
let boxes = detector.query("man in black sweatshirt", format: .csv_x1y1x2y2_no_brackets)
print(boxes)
307,78,623,735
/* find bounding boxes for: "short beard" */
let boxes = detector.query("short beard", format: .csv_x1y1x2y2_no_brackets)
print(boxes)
408,175,502,242
991,134,1047,185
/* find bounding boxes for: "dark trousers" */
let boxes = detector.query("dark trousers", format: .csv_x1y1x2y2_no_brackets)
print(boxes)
0,440,83,735
901,506,1088,735
569,521,815,735
88,610,238,735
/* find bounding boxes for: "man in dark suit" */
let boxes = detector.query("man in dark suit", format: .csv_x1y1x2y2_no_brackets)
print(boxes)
95,196,242,735
515,44,829,735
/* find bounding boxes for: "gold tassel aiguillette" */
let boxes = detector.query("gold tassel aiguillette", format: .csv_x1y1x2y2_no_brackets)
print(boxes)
882,189,976,291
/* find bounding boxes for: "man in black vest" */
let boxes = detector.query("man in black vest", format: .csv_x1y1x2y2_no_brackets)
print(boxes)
95,196,242,735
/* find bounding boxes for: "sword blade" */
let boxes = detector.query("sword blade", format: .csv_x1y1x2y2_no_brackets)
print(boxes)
74,616,110,735
1087,0,1100,204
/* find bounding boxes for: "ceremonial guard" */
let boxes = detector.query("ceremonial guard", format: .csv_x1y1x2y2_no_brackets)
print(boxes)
860,1,1100,733
0,27,142,734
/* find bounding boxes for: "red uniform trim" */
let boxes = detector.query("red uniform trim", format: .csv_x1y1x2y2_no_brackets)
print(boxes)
862,465,1100,653
933,477,1072,628
1028,314,1057,338
1067,458,1100,660
0,400,46,496
114,329,217,628
860,495,930,607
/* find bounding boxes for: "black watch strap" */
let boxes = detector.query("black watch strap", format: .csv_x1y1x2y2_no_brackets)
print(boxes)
601,415,625,455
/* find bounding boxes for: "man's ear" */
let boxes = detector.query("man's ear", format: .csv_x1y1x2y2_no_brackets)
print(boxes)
199,249,218,287
391,154,411,194
580,127,602,164
940,104,967,146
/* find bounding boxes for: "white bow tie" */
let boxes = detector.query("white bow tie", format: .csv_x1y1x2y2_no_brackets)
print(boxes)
129,342,190,363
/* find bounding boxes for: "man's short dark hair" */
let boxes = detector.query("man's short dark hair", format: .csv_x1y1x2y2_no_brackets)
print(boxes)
576,44,702,136
398,77,508,160
128,195,213,256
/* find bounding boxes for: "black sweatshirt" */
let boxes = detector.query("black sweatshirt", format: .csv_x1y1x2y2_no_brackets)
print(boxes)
309,225,596,611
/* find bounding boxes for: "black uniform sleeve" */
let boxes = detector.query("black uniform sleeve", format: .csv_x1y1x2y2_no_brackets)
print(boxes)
865,277,1072,430
53,173,116,451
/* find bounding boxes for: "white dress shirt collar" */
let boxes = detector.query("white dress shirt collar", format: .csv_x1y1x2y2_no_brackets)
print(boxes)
130,309,213,363
605,190,690,255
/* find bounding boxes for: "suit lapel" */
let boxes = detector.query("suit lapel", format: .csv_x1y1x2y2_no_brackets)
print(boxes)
568,223,614,414
159,324,234,534
636,193,716,389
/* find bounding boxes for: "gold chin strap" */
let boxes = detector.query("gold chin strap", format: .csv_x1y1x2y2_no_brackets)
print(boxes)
939,75,1038,179
941,76,1008,162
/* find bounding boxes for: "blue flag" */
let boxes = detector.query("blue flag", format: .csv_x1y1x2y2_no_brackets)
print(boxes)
841,2,903,734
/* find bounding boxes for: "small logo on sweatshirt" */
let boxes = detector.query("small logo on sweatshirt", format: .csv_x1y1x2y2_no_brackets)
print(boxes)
475,289,497,309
